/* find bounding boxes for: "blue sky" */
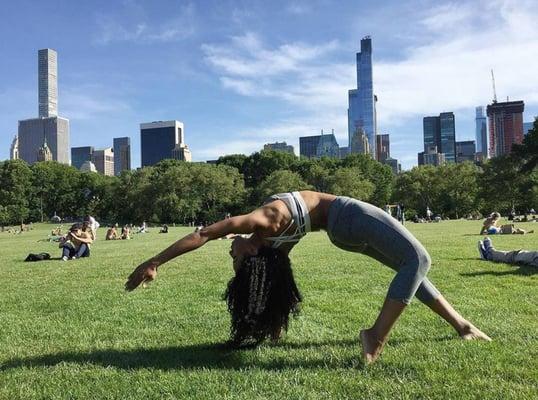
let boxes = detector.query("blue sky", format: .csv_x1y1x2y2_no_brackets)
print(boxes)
1,0,537,169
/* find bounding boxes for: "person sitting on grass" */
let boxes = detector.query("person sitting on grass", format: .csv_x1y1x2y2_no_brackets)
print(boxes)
478,237,538,267
121,225,131,240
59,223,93,261
480,212,501,235
126,191,491,364
159,224,169,234
106,225,118,240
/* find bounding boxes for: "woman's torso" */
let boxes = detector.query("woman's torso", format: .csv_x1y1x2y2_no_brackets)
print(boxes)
254,191,336,253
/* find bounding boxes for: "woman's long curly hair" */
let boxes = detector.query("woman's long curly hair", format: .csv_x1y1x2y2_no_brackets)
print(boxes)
223,247,302,347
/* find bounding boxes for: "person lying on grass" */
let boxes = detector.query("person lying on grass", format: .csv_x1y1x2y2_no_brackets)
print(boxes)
126,191,491,364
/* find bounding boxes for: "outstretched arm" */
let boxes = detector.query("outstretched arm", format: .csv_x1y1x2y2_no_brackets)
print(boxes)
125,211,269,291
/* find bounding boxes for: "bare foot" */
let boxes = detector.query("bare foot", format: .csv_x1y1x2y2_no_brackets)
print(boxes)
360,329,385,364
459,323,492,341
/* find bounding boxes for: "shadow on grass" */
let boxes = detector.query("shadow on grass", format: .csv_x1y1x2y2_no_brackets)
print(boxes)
461,264,538,277
0,340,363,372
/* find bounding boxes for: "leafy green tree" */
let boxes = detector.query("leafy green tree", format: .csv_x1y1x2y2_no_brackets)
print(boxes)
437,162,481,218
216,154,248,173
327,167,374,200
256,170,312,202
30,161,81,220
0,160,33,224
479,156,529,214
242,150,299,187
341,154,393,206
393,165,442,217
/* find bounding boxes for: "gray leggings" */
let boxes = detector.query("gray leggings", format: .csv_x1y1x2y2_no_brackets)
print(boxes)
327,197,441,305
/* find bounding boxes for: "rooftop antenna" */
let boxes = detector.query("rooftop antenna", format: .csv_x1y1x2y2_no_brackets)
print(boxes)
491,69,498,103
321,129,324,136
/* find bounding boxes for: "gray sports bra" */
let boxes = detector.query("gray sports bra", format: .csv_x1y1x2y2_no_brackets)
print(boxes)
264,191,311,248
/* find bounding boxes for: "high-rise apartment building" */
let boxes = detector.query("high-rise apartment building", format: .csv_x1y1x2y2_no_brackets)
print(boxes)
10,135,19,160
456,140,476,163
140,120,191,167
38,49,58,118
299,132,339,158
376,134,390,162
422,112,456,163
92,147,114,176
486,100,524,157
71,146,94,170
113,137,131,175
18,116,70,164
263,141,295,154
18,49,69,165
348,36,376,156
475,106,488,160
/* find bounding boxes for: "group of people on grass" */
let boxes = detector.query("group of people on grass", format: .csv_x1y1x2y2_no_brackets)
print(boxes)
35,191,534,365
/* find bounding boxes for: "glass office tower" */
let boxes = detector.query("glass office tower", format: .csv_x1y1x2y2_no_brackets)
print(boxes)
348,36,375,157
113,137,131,175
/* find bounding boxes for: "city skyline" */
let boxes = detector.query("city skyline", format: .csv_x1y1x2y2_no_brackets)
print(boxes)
1,0,537,170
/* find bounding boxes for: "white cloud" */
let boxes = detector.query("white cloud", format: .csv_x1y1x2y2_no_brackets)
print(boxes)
93,2,196,45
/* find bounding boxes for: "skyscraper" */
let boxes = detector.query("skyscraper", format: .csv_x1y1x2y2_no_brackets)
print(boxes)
376,134,390,162
422,112,456,163
486,100,524,157
92,147,114,176
456,140,476,163
38,49,58,118
113,137,131,175
71,146,94,170
348,36,376,157
18,116,70,164
475,106,488,160
439,112,456,163
18,49,69,165
299,132,339,158
140,120,190,167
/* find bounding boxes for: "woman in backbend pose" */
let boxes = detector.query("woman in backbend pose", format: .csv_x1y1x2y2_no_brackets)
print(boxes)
126,191,490,363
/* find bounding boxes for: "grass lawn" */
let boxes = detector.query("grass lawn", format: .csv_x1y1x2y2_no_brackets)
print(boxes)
0,221,537,399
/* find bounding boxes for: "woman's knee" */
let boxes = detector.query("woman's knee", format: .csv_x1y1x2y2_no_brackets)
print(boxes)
416,249,431,276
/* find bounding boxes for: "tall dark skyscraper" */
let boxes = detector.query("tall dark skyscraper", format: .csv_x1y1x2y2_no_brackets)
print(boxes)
140,120,191,167
422,112,456,163
439,112,456,163
113,137,131,176
487,100,524,157
475,106,488,160
348,36,376,157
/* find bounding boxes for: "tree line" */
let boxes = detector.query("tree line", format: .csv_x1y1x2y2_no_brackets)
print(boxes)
1,121,536,226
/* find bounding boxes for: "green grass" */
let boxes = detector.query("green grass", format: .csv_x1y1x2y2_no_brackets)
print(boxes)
0,221,537,399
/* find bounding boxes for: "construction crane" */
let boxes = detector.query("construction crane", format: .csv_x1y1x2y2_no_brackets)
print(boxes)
491,69,498,103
